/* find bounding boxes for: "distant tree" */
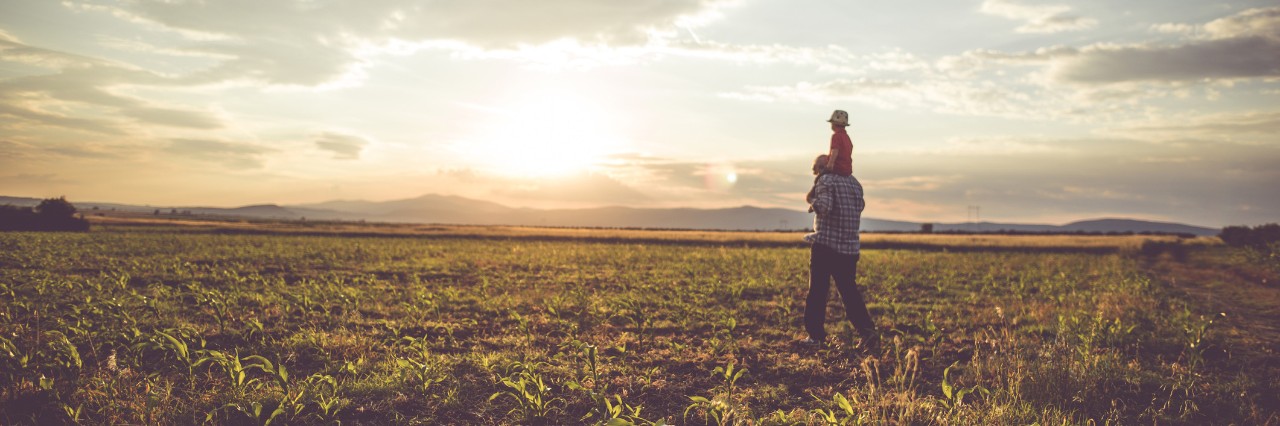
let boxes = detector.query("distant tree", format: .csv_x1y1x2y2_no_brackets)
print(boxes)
0,205,37,230
35,196,77,219
0,197,88,231
1221,223,1280,247
1220,226,1247,246
920,223,934,233
154,209,161,215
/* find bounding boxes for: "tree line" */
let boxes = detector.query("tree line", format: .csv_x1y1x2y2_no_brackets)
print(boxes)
0,197,90,231
1219,223,1280,248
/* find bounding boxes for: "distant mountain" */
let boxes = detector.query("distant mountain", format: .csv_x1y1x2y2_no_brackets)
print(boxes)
1,194,1221,235
0,196,41,207
297,194,512,217
1058,218,1218,236
217,204,299,218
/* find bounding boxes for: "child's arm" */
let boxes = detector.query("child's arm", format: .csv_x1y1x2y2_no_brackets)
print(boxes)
826,146,838,171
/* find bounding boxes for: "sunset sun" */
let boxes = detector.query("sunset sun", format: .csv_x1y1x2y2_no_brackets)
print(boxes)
465,92,624,178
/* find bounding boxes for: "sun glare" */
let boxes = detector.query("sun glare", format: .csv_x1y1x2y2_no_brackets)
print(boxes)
464,92,623,178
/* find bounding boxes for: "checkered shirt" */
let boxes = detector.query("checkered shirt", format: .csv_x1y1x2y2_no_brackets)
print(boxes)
804,174,864,255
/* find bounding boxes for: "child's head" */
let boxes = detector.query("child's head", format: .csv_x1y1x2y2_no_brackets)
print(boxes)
827,109,849,128
812,154,829,175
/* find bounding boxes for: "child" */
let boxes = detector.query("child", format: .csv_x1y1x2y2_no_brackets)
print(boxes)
824,110,853,177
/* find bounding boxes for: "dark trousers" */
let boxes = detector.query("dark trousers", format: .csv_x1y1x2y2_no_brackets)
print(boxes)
805,243,875,340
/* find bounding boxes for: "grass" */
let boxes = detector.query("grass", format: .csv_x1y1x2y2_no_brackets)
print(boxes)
0,221,1275,424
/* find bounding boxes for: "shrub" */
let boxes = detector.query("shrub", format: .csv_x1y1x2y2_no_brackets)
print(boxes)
1220,223,1280,248
0,197,90,232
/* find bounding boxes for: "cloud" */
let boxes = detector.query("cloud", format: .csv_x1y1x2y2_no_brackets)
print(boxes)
1203,7,1280,41
74,0,734,86
0,34,111,69
598,134,1278,226
166,138,273,169
720,77,1050,119
0,38,224,132
0,173,71,186
597,154,828,208
980,0,1097,34
0,139,136,163
0,101,126,135
861,175,961,192
1050,37,1280,84
1049,7,1280,84
855,136,1280,226
0,140,27,160
935,8,1280,89
1110,110,1280,141
314,132,369,160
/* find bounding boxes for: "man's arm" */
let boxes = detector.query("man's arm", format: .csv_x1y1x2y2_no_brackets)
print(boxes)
811,176,834,215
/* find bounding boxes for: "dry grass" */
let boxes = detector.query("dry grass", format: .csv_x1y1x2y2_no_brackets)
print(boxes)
89,215,1218,252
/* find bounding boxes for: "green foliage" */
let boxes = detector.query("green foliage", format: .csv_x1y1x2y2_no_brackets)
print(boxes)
490,362,561,423
685,362,747,425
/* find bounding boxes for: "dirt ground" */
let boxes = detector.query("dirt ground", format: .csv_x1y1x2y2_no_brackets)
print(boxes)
1145,250,1280,422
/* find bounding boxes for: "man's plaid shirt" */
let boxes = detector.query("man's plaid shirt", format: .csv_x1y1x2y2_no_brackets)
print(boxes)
804,174,865,255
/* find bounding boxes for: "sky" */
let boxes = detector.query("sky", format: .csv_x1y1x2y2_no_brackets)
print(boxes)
1,0,1277,227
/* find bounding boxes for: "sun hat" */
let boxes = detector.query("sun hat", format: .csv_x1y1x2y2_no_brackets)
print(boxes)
827,110,849,126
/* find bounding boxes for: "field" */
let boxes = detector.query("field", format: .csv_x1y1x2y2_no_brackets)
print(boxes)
2,219,1277,424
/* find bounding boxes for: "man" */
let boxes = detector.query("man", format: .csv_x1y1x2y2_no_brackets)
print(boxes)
800,154,878,350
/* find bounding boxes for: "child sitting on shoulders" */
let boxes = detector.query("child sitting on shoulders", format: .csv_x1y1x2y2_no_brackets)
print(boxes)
824,109,853,177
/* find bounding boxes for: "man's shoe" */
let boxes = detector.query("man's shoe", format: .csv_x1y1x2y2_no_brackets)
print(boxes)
798,337,823,348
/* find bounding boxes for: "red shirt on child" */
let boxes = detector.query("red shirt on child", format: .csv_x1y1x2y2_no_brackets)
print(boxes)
830,127,852,176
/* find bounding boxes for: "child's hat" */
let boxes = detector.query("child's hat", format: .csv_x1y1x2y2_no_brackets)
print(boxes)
827,110,849,126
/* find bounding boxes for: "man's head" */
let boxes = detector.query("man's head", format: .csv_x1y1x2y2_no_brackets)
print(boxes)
812,154,829,176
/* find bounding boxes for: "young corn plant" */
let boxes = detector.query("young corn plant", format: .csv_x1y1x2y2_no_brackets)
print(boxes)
1181,310,1226,370
490,363,561,424
185,284,231,334
304,373,346,422
59,403,84,423
396,352,446,395
42,330,83,373
0,336,33,387
132,329,204,381
811,393,866,426
207,400,286,426
940,362,989,409
565,342,649,425
193,349,275,391
684,362,747,426
242,318,267,343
